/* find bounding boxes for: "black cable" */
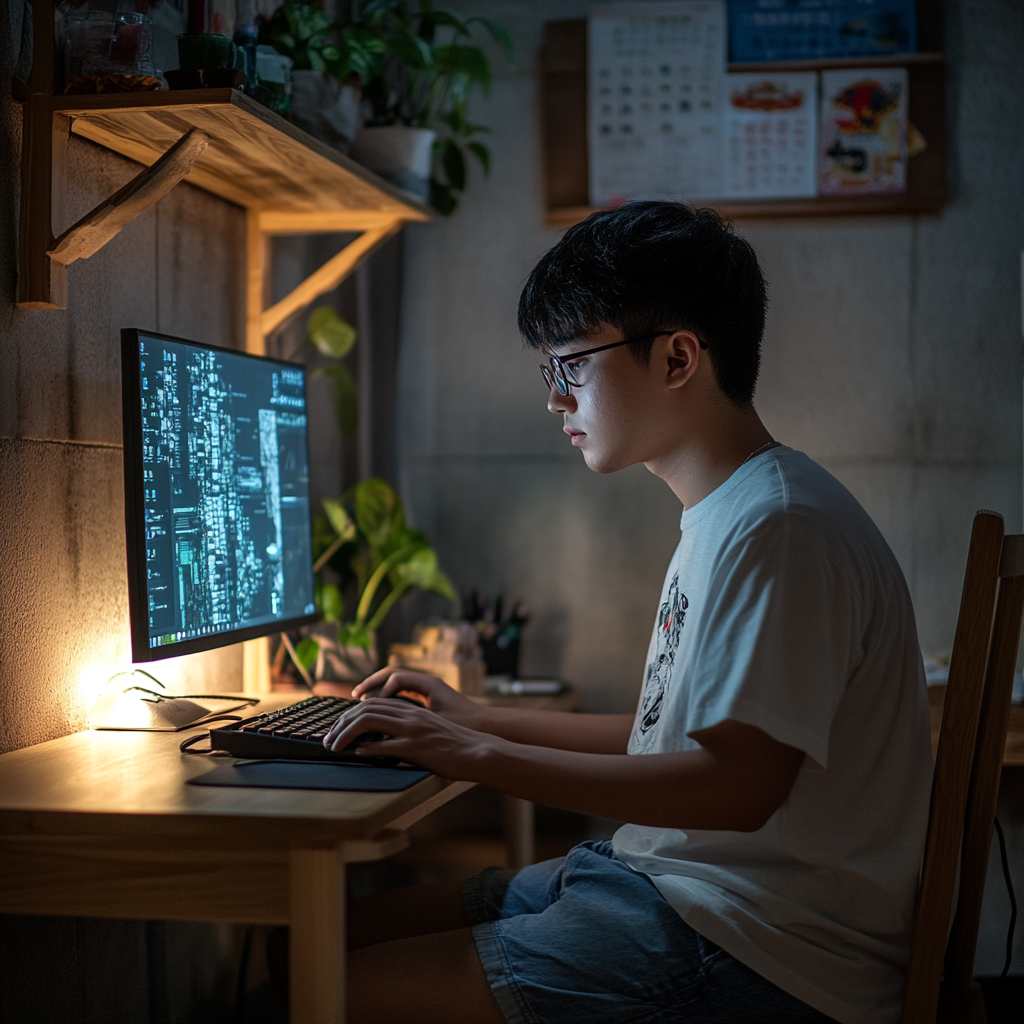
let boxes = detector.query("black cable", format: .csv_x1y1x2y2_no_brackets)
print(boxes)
234,925,254,1024
993,816,1017,982
178,716,245,753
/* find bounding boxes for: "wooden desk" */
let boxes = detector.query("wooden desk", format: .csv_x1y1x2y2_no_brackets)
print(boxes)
0,696,471,1024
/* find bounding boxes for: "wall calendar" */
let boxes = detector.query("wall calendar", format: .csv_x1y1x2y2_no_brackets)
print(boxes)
588,2,728,207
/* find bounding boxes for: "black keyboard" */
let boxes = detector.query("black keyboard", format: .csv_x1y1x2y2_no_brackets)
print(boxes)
209,696,399,764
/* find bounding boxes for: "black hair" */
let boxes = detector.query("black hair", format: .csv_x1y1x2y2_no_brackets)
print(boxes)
517,201,767,404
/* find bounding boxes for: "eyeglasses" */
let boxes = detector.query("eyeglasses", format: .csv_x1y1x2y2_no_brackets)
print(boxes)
540,330,705,396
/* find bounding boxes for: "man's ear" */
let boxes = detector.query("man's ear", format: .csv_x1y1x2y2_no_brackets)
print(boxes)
663,331,703,390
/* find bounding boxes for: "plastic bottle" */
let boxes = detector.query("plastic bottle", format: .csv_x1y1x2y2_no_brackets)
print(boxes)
232,0,259,93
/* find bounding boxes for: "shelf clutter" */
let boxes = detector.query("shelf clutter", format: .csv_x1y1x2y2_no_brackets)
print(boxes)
542,1,944,225
17,0,430,316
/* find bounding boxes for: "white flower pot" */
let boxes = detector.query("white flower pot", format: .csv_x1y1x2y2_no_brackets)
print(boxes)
349,125,436,200
290,69,360,153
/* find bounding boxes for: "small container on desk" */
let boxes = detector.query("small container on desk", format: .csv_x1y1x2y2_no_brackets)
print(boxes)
389,622,487,695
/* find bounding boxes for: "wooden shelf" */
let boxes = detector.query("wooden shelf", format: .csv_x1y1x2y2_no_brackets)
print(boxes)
52,89,431,220
17,2,430,318
541,17,945,226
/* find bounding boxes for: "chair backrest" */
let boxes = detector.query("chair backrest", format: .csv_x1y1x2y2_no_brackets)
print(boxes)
942,531,1024,994
901,511,1004,1023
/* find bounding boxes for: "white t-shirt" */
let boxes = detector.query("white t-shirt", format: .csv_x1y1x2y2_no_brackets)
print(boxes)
612,447,933,1024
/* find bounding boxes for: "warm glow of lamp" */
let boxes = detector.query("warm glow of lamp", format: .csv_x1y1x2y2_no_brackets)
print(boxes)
78,665,116,710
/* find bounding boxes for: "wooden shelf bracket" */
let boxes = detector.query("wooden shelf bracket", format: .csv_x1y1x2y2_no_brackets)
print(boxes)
245,212,406,356
18,106,210,310
49,128,209,268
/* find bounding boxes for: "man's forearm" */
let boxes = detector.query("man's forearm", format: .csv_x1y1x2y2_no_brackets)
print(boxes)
326,699,803,829
469,708,634,754
461,722,803,832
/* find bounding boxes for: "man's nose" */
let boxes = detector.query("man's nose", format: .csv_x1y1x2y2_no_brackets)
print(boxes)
548,384,577,415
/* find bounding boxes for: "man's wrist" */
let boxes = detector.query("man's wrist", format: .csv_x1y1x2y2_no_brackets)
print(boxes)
459,701,500,735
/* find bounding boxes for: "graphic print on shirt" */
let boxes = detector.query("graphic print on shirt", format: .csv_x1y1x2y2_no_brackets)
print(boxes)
638,574,688,736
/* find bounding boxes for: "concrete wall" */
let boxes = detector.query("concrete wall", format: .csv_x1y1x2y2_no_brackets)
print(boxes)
397,0,1024,712
0,5,254,1018
0,118,248,755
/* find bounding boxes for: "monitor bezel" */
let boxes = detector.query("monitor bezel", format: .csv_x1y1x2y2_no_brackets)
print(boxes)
121,328,319,663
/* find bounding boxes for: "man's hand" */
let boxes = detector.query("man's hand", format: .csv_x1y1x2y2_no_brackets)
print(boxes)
354,665,634,755
353,665,485,729
323,694,494,776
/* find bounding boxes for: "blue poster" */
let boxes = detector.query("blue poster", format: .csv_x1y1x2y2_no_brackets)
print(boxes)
728,0,916,63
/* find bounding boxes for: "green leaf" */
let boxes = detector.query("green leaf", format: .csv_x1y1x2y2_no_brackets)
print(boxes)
440,138,466,190
387,26,431,68
308,49,326,72
433,45,491,91
338,622,373,650
320,583,344,623
307,305,357,358
392,546,454,599
430,569,456,601
426,11,470,36
343,26,387,79
467,141,490,176
312,365,359,439
353,477,404,549
438,108,465,134
294,637,320,671
381,525,427,559
466,17,516,63
321,497,356,543
429,178,458,215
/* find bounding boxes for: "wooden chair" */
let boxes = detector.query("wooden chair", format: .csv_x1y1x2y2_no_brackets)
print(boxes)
902,511,1024,1023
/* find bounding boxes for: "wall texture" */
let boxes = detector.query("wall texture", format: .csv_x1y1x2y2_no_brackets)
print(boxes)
397,0,1024,710
0,125,247,754
0,4,252,1017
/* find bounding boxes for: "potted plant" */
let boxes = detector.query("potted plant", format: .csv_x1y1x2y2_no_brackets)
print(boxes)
275,477,455,694
259,0,385,151
348,0,514,212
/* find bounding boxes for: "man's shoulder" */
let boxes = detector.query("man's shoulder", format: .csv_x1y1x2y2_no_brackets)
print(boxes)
721,449,862,526
720,449,895,575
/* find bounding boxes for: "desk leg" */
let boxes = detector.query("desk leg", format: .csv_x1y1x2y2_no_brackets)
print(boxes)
290,848,346,1024
503,795,535,869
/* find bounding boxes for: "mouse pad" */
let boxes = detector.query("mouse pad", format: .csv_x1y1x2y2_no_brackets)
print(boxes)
188,760,431,792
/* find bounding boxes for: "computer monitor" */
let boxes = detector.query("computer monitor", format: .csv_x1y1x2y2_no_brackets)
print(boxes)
121,328,317,662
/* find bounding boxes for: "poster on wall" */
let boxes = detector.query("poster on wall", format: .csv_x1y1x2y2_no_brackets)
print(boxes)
819,67,908,195
588,1,727,207
723,72,818,199
728,0,917,63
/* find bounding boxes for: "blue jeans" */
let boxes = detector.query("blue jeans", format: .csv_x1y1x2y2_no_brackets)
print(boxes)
462,841,839,1024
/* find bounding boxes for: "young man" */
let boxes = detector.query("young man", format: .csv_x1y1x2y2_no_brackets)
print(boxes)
323,202,934,1024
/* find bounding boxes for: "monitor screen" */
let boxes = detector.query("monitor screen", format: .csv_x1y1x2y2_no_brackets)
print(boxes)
121,329,317,662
